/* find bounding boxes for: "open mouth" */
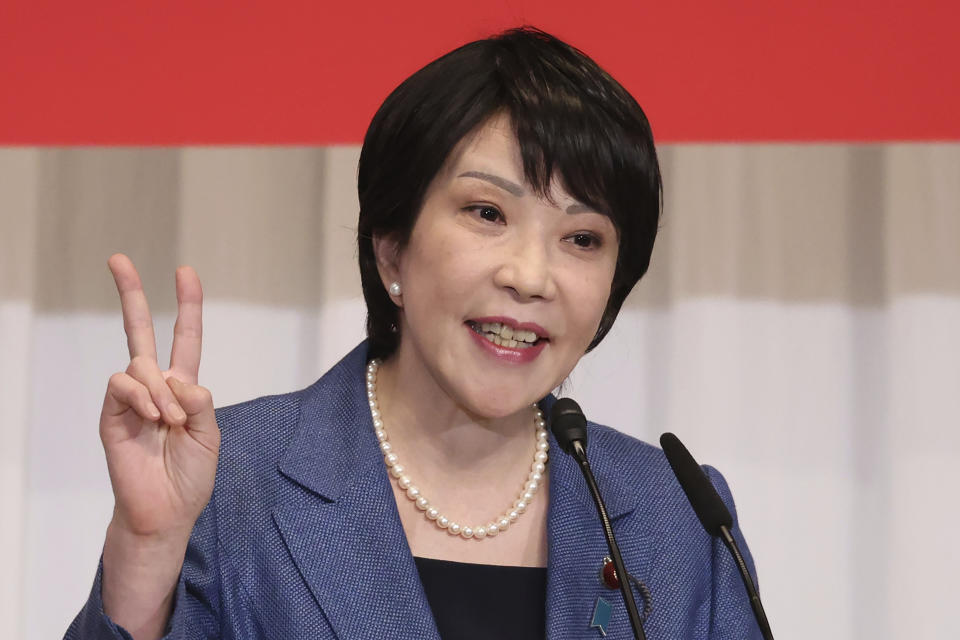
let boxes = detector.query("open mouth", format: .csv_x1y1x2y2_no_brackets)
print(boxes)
466,320,546,350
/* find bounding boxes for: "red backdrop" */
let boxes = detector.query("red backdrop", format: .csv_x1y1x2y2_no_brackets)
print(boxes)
2,0,958,144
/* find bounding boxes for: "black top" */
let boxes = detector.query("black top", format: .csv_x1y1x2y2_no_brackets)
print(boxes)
414,556,547,639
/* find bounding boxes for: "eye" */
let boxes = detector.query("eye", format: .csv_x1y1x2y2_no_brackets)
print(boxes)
465,205,505,224
566,232,602,249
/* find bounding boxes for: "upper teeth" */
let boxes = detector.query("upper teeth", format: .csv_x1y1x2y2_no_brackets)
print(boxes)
479,322,539,343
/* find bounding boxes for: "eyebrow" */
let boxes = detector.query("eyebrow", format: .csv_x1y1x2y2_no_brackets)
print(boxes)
457,171,525,197
564,203,593,215
457,170,594,215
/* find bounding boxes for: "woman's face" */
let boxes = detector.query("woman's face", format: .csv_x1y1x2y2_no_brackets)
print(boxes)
380,114,619,419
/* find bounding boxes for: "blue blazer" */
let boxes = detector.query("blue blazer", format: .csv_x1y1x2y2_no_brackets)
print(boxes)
68,343,762,639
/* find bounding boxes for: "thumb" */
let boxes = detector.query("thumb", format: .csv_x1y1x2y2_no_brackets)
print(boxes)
166,377,219,441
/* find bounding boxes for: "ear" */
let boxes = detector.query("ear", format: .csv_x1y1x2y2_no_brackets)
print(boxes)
372,232,403,306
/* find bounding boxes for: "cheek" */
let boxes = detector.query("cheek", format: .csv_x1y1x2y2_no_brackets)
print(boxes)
407,242,475,293
564,265,615,337
401,225,484,311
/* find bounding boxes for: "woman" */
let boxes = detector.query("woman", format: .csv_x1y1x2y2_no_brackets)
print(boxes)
67,28,761,639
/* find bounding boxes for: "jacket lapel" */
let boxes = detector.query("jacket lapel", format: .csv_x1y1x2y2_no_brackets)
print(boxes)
544,398,652,639
269,349,651,639
272,345,441,640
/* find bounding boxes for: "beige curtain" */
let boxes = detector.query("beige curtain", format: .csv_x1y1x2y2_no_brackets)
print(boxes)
2,145,958,639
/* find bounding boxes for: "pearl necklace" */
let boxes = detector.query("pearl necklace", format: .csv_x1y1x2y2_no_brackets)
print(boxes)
366,359,549,540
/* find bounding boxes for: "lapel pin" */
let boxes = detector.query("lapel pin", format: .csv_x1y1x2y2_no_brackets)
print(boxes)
590,596,612,636
598,556,654,623
600,556,620,590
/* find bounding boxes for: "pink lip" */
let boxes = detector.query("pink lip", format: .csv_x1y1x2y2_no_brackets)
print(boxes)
468,316,550,339
465,316,549,365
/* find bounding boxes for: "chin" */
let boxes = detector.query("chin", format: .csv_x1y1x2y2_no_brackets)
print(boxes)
456,384,544,421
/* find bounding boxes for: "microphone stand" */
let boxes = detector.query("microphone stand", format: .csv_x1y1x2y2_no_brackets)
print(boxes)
571,440,647,640
718,525,773,640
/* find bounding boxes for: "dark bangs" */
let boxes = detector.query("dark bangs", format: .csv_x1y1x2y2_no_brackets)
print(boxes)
357,27,662,359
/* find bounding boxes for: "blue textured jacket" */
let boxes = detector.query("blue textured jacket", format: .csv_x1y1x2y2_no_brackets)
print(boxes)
67,342,762,639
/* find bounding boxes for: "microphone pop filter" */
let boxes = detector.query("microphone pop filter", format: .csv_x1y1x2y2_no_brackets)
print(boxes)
549,397,588,454
660,432,732,536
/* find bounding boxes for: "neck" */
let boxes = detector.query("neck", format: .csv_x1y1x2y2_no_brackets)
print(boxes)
373,347,537,481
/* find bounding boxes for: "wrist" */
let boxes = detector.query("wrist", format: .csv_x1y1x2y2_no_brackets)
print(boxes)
108,511,192,544
102,518,191,638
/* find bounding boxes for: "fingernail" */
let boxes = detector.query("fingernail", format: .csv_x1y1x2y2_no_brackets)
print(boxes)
168,403,186,422
148,403,161,419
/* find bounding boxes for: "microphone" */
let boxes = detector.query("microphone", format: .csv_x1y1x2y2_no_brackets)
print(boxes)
550,398,647,640
659,433,774,640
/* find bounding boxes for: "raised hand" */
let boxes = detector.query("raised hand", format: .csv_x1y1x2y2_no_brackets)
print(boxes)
100,253,220,539
99,254,220,639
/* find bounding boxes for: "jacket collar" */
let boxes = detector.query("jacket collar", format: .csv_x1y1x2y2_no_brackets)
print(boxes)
274,343,442,640
274,343,648,639
278,352,642,518
277,342,375,501
540,393,641,521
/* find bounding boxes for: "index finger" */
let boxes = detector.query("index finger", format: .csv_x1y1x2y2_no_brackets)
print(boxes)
108,253,158,362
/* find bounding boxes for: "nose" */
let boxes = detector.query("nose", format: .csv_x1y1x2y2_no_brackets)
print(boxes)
493,236,558,301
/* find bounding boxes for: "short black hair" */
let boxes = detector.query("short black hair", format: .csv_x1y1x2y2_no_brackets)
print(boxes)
357,26,661,360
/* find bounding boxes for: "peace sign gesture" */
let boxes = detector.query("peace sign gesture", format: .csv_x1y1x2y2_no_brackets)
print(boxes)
100,253,220,541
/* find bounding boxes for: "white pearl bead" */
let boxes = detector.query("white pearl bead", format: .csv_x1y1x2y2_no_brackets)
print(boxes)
437,515,449,528
536,440,548,452
532,462,545,474
426,507,439,520
508,510,519,522
375,429,388,442
529,471,543,483
415,496,429,510
536,429,548,441
525,479,539,492
373,418,383,428
521,490,534,503
515,500,527,513
460,526,474,539
534,451,548,463
486,523,499,537
406,485,420,499
498,517,510,530
390,464,405,478
379,441,392,454
448,522,461,535
384,453,399,466
367,390,375,399
474,526,487,539
398,475,411,489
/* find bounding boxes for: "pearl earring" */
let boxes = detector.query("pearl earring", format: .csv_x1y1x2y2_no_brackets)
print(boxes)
389,282,402,296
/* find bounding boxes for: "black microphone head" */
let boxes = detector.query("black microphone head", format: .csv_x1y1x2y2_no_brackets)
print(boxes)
549,397,588,455
659,432,733,536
